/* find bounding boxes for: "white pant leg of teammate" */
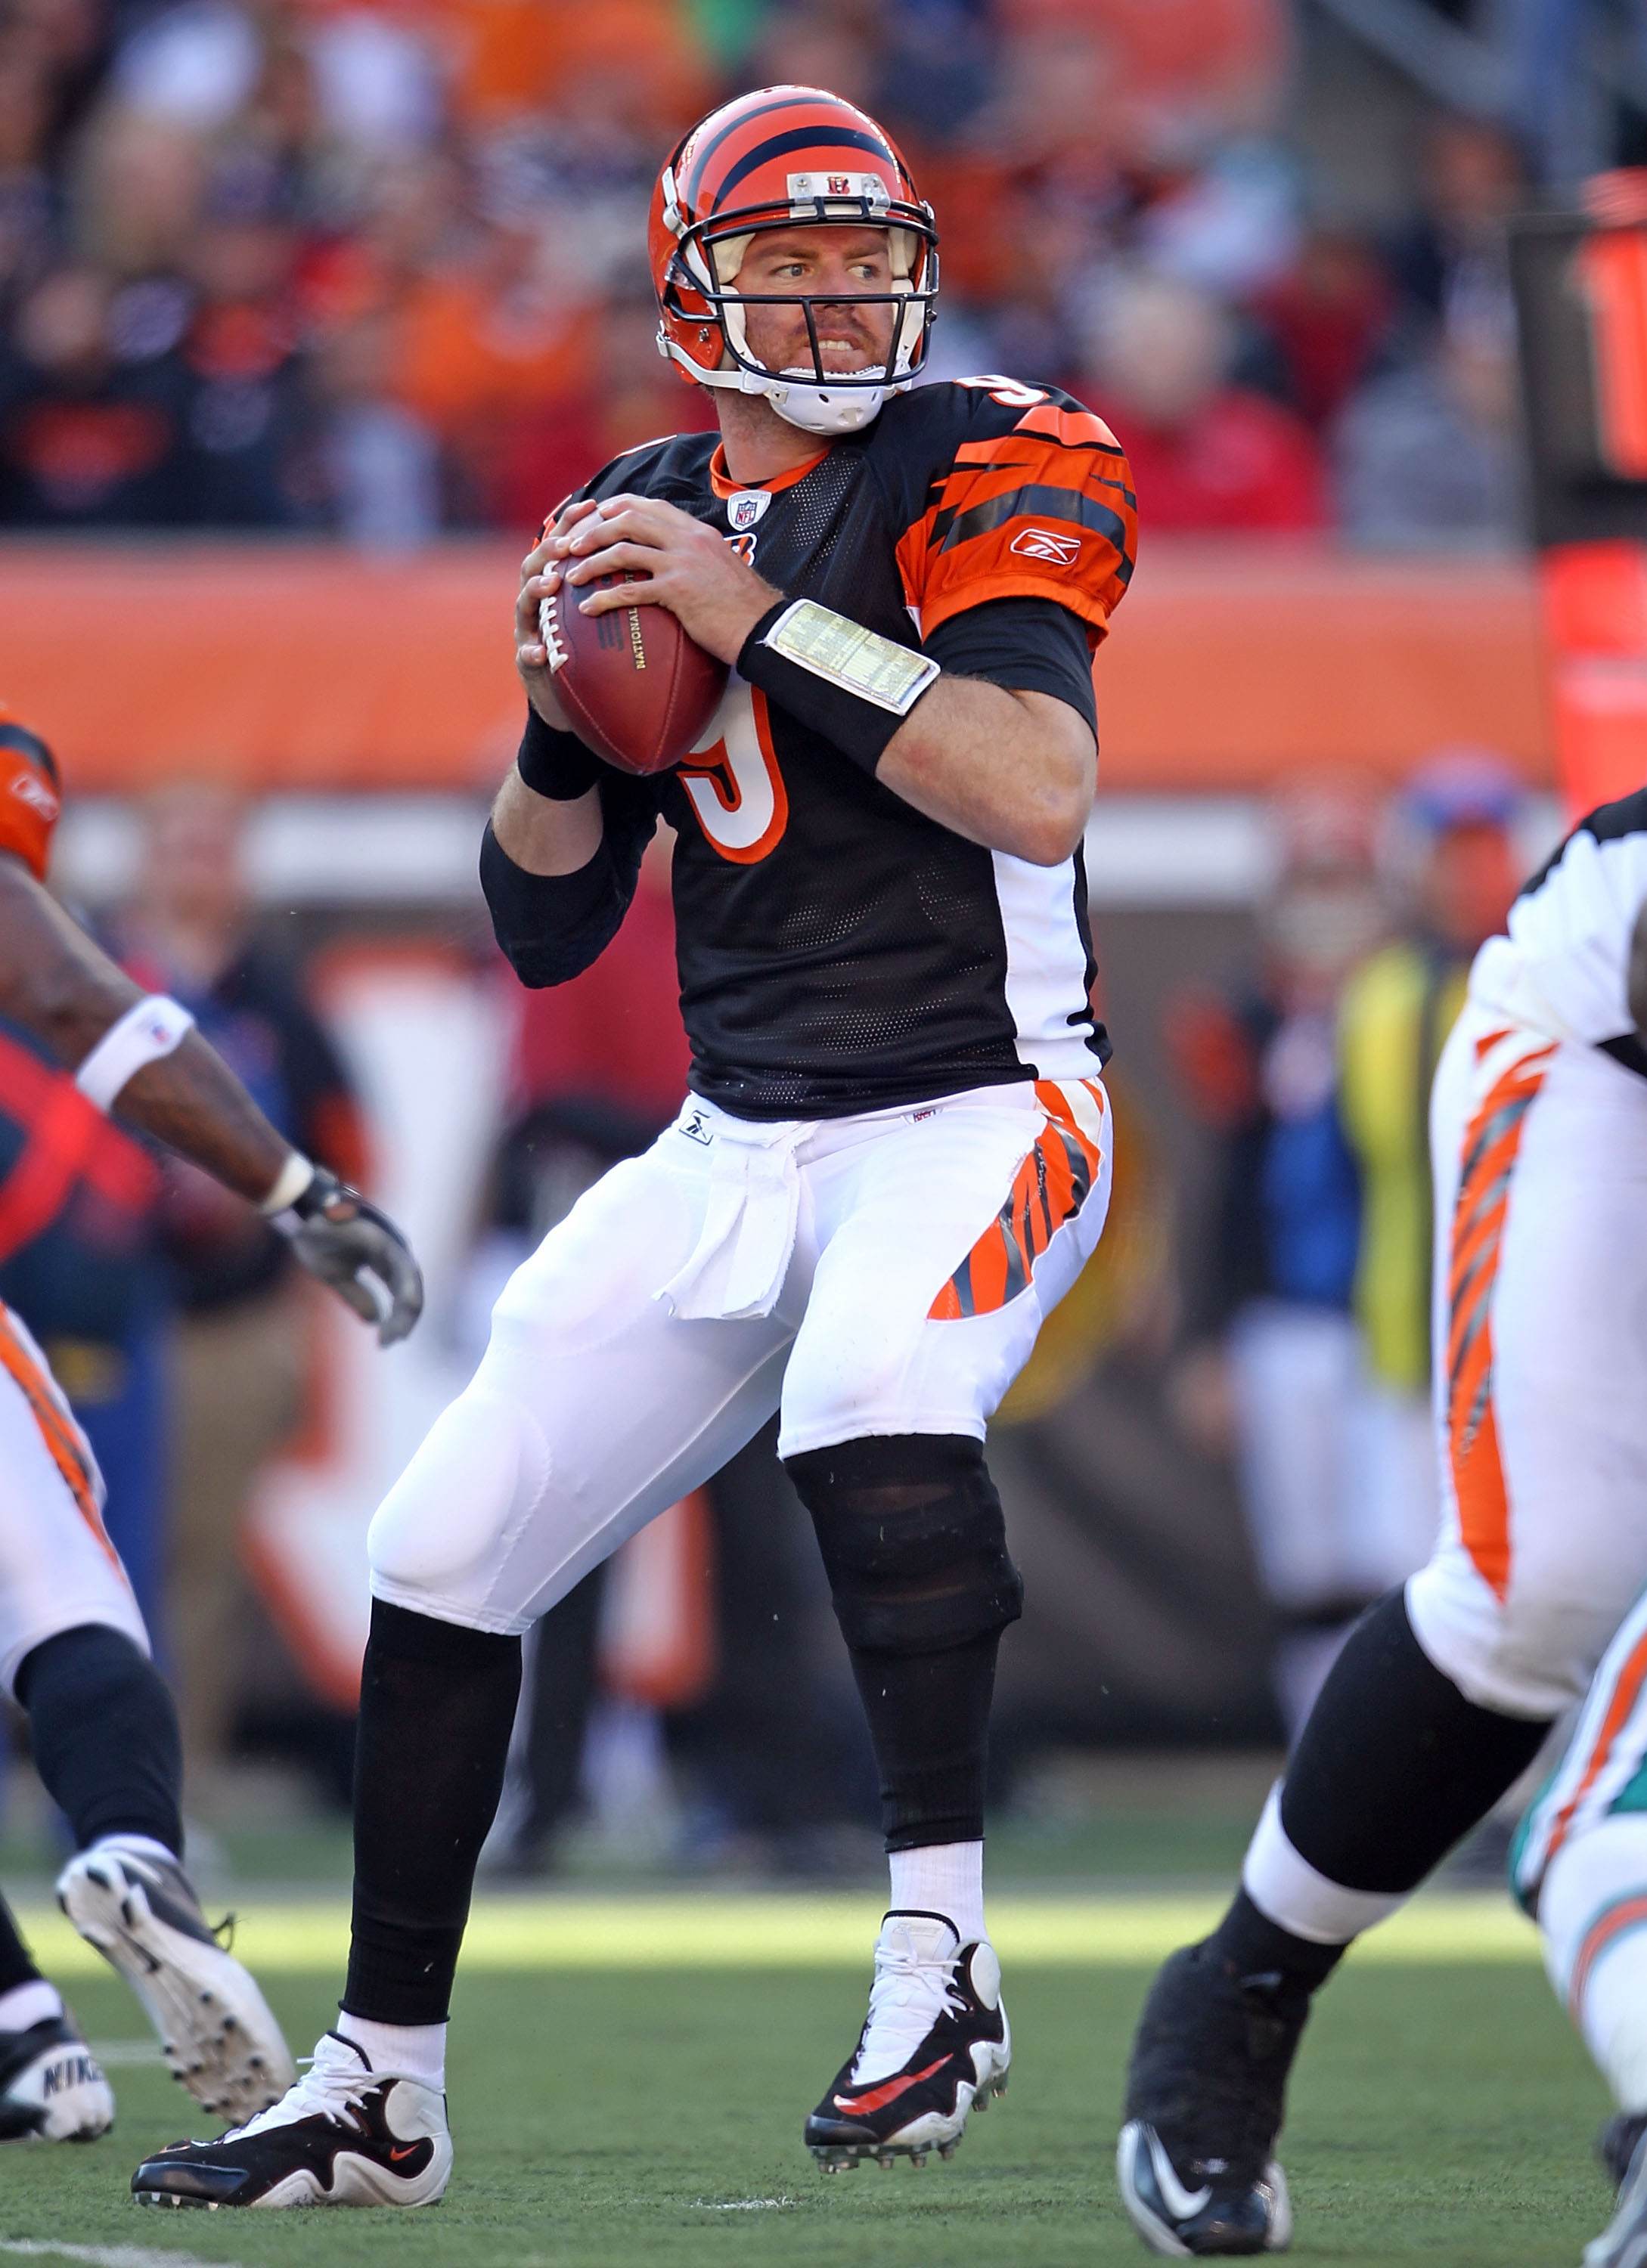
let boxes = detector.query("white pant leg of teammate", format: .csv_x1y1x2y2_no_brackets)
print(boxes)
1515,1585,1647,2266
0,1304,293,2131
1407,1009,1647,1720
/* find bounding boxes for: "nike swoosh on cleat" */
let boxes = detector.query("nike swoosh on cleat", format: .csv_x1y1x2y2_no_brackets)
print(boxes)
1146,2127,1213,2220
388,2144,422,2162
833,2058,948,2116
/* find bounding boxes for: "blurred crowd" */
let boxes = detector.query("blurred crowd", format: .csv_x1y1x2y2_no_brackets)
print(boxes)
0,0,1571,547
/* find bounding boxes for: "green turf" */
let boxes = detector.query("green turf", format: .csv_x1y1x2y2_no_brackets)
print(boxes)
0,1957,1614,2268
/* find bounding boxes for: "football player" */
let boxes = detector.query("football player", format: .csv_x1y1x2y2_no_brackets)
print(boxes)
1118,788,1647,2256
0,708,421,2139
1513,1572,1647,2268
132,85,1137,2209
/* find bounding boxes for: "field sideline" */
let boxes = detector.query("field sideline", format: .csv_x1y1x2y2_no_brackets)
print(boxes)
0,1888,1611,2268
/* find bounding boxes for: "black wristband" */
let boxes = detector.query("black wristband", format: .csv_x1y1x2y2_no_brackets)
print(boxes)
516,704,603,801
736,602,932,779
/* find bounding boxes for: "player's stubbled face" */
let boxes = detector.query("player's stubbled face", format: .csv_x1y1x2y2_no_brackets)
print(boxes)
735,228,898,374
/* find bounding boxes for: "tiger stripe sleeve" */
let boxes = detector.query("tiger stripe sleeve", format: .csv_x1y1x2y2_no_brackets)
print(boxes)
892,390,1137,646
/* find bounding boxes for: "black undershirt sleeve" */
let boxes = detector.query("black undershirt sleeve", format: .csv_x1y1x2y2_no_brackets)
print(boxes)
480,770,661,988
921,595,1098,736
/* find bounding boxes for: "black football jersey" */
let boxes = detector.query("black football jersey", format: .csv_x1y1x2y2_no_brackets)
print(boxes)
551,377,1136,1120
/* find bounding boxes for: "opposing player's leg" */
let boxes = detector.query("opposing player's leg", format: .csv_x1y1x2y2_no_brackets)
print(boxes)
783,1078,1110,2170
1119,1019,1647,2256
135,1121,795,2208
0,1308,291,2126
1512,1588,1647,2267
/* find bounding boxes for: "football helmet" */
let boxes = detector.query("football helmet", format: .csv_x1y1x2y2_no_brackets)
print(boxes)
650,85,938,436
0,709,60,882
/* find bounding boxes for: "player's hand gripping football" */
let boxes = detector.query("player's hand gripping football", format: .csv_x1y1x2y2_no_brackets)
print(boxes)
532,495,783,666
271,1167,423,1346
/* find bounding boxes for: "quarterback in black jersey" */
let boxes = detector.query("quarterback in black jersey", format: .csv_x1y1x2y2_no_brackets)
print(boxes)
134,86,1137,2211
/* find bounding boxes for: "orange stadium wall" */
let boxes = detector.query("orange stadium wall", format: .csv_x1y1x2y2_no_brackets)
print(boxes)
0,537,1555,795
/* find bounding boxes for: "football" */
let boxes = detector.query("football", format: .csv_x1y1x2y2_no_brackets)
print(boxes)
540,571,727,776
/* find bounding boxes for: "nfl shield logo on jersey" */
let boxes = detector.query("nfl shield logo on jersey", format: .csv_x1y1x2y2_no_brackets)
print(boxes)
728,491,771,533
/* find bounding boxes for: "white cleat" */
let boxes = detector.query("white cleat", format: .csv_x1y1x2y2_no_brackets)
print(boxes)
0,2010,114,2141
805,1911,1010,2170
57,1839,294,2121
130,2031,451,2208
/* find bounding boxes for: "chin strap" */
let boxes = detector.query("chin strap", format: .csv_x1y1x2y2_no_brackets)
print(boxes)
658,333,907,434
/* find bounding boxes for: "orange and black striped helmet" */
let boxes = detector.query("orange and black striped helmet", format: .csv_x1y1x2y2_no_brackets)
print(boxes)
0,708,60,881
649,85,938,435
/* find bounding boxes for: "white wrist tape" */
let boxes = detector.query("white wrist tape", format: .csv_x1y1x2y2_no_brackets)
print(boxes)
75,995,195,1113
260,1152,316,1217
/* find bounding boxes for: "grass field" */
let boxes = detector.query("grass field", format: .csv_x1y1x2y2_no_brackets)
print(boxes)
0,1892,1616,2268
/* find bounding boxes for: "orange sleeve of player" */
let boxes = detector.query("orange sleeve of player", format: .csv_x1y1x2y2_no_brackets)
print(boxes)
0,742,60,881
895,398,1137,646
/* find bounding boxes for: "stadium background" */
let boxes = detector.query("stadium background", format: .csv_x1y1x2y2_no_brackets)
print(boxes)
0,0,1639,2259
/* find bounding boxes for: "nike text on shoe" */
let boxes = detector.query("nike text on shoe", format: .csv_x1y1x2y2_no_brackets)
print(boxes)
1584,2112,1647,2268
1118,1941,1305,2255
805,1911,1010,2172
0,2010,113,2142
130,2029,451,2209
57,1841,295,2121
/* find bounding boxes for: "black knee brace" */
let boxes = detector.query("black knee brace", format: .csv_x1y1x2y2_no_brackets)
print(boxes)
784,1433,1023,1656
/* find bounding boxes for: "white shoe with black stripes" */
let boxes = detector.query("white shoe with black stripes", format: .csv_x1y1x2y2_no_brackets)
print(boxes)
57,1838,294,2121
0,2007,113,2141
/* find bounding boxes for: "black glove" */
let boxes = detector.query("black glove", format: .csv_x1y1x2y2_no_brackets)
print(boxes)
272,1166,423,1346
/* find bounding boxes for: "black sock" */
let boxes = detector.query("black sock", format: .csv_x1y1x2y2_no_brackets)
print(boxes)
16,1624,182,1855
1205,1887,1348,1995
1193,1593,1554,2007
343,1600,521,2027
0,1898,42,1998
1279,1589,1551,1892
849,1631,1001,1849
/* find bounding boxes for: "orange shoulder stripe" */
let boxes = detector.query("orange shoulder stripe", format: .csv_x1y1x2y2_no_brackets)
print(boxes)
1016,401,1124,452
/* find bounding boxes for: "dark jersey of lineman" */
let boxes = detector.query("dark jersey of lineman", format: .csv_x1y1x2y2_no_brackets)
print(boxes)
507,377,1137,1122
1472,785,1647,1078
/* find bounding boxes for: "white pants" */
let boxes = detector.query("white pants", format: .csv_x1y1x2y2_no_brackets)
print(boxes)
370,1077,1112,1635
1512,1584,1647,2110
1407,1006,1647,1718
1515,1580,1647,1910
1227,1302,1437,1613
0,1303,147,1696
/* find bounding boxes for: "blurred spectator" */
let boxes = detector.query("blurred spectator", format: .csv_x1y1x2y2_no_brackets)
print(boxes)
1334,750,1526,1640
1384,116,1524,345
0,260,189,520
1332,291,1522,549
1169,779,1389,1735
473,263,717,534
1079,265,1328,531
113,784,368,1800
1249,228,1393,430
